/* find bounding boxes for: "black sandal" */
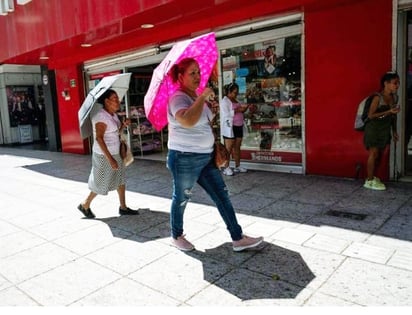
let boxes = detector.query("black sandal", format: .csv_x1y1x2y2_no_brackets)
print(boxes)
77,204,96,218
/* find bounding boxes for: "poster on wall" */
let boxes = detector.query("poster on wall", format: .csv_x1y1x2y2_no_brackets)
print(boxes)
6,86,38,127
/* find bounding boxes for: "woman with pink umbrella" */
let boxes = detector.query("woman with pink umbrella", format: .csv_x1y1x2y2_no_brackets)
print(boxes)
167,57,263,252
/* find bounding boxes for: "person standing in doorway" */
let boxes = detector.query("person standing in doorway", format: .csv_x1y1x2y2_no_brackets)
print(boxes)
220,82,249,176
363,71,400,190
166,57,263,252
77,89,141,218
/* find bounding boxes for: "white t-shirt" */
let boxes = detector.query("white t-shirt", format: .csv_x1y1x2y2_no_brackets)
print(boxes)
91,108,120,155
167,90,214,153
220,96,234,138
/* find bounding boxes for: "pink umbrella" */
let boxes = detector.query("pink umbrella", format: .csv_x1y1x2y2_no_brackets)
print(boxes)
144,32,218,131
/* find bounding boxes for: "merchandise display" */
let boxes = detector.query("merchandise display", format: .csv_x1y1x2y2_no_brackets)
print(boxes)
126,68,166,155
219,35,302,164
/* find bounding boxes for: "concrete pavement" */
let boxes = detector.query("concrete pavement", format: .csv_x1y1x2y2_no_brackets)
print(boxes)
1,146,412,307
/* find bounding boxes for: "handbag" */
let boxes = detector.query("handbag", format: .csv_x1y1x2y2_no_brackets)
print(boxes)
119,132,134,167
208,107,230,168
213,141,230,169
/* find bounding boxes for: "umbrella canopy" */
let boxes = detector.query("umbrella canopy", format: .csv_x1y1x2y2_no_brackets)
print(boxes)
144,32,218,131
78,73,132,139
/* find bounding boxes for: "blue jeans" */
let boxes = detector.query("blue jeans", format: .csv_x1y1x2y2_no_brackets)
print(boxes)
166,149,243,241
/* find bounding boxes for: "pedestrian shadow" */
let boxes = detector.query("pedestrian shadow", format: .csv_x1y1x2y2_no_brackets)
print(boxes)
94,208,170,241
184,242,315,301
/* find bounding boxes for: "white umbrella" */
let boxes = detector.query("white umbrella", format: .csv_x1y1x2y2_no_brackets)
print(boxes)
78,73,132,139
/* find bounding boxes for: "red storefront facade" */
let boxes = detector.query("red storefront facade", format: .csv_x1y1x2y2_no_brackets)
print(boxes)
1,0,402,180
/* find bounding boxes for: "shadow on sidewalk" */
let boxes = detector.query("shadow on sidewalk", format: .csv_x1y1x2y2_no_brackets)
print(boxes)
183,242,315,301
94,208,170,241
96,210,315,301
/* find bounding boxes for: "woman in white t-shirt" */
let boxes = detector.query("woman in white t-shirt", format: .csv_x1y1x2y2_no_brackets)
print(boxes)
166,57,263,252
77,89,141,218
220,82,249,176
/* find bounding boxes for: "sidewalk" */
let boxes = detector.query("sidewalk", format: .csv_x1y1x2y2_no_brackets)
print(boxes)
1,146,412,307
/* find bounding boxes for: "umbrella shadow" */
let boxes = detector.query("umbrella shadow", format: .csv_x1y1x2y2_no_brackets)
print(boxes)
94,208,171,241
185,242,315,301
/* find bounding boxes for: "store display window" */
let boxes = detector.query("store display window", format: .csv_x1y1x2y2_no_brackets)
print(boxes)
219,34,302,164
6,86,37,127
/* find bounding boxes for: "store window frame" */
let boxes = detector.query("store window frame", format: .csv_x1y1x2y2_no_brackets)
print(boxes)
216,23,304,174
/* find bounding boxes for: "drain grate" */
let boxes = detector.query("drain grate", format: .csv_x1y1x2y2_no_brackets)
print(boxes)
325,209,367,221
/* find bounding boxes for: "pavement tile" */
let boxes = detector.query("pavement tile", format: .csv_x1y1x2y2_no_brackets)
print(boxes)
318,258,412,305
366,232,412,252
29,216,100,241
374,214,412,242
303,292,357,306
0,154,50,168
4,207,67,230
270,227,315,245
334,189,410,215
71,277,180,306
0,220,22,237
94,208,169,237
0,230,47,259
0,197,46,220
128,251,233,302
244,240,345,290
398,199,412,216
387,249,412,272
0,193,17,212
53,224,131,256
0,242,78,284
230,193,278,213
17,257,121,306
299,215,374,242
188,267,314,306
0,286,39,306
85,236,172,275
342,242,394,264
239,220,282,239
283,180,357,206
303,233,350,254
257,200,323,222
0,274,13,291
239,184,291,200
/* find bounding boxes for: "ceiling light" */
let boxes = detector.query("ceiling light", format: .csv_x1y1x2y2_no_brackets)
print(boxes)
39,56,49,60
141,24,154,29
81,43,92,48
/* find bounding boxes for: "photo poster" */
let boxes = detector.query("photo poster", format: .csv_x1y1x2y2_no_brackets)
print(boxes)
256,38,286,77
6,86,38,127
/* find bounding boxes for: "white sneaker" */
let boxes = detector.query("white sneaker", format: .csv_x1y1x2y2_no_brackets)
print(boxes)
234,166,247,173
171,235,195,251
363,178,386,191
373,176,381,183
233,235,264,252
223,167,234,176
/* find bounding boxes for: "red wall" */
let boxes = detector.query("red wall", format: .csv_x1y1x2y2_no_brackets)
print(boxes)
305,0,393,179
1,0,396,178
54,64,87,154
